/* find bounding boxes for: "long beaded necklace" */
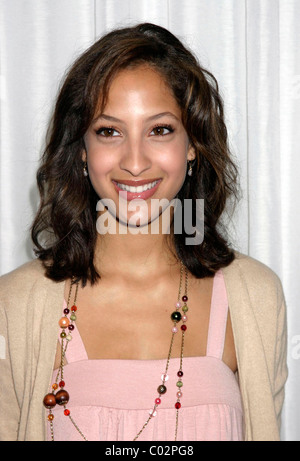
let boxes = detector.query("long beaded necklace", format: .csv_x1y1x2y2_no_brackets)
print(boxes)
43,261,189,441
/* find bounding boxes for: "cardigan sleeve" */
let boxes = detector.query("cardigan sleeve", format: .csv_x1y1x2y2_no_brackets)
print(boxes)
274,287,288,431
0,302,20,441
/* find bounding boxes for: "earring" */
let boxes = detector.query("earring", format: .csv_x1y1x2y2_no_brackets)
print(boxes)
83,162,88,177
187,161,193,177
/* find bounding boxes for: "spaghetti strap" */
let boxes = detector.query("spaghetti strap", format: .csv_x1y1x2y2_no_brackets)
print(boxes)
60,272,229,364
61,300,88,363
206,270,229,360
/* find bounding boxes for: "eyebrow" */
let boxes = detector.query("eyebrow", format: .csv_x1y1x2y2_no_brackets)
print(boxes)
92,111,180,124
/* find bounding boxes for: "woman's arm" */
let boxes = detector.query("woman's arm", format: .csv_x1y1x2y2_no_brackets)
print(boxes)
274,290,288,431
0,303,20,441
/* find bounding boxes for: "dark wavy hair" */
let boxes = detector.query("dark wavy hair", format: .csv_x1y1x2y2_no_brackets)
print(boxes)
31,22,240,285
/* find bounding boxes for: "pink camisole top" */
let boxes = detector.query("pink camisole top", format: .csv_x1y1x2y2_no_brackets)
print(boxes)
48,270,244,441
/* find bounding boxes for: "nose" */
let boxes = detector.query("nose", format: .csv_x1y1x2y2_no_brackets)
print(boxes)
119,137,151,177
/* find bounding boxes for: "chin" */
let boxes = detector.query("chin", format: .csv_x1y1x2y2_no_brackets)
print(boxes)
96,191,176,235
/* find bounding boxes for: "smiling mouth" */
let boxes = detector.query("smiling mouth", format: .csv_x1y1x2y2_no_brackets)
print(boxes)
112,179,162,201
114,180,160,193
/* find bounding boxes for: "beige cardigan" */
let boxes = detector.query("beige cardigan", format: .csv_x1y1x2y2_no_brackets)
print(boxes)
0,252,287,441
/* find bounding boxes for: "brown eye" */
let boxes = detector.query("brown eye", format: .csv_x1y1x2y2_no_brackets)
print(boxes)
96,127,119,137
150,125,174,136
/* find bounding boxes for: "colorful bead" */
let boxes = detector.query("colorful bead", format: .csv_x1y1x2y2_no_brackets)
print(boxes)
157,384,167,394
71,305,77,312
70,313,77,321
182,295,188,302
175,402,181,409
43,393,57,409
63,308,70,315
52,383,58,390
171,311,182,322
66,334,72,341
161,373,169,382
60,331,66,338
175,301,182,308
58,317,70,329
176,380,183,388
182,305,189,313
68,324,75,331
177,371,183,377
59,380,65,388
177,391,183,398
182,315,187,322
172,326,178,333
64,409,70,416
48,413,54,421
149,409,157,417
55,389,69,406
155,398,161,405
181,324,187,331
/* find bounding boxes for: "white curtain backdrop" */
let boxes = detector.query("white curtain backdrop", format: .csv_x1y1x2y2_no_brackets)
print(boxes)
0,0,299,441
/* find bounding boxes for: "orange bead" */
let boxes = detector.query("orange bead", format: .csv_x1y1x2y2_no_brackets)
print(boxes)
58,317,70,329
52,383,58,390
48,413,54,421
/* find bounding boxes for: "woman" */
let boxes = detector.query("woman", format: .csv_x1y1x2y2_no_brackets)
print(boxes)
0,23,287,441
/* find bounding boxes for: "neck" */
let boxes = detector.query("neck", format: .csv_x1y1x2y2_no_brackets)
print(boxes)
94,208,179,281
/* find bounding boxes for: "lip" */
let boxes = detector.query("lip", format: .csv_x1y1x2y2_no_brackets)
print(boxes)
112,178,162,201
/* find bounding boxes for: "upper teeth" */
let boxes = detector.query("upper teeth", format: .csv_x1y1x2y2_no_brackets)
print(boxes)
116,180,159,193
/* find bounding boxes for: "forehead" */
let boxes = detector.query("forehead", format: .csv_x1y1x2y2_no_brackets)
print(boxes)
98,65,181,117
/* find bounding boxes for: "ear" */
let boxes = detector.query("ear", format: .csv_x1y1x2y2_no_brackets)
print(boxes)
82,150,87,163
187,144,196,161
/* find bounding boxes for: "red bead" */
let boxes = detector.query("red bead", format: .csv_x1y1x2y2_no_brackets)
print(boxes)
181,324,187,331
59,380,65,388
182,295,188,302
71,305,77,312
63,308,70,314
177,370,183,377
155,398,161,405
64,409,70,416
175,402,181,409
68,324,75,331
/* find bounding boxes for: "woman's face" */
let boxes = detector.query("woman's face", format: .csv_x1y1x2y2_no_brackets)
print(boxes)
83,65,195,229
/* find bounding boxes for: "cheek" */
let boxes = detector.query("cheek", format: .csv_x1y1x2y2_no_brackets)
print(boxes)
85,150,115,199
160,143,188,178
84,134,115,175
87,149,114,179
